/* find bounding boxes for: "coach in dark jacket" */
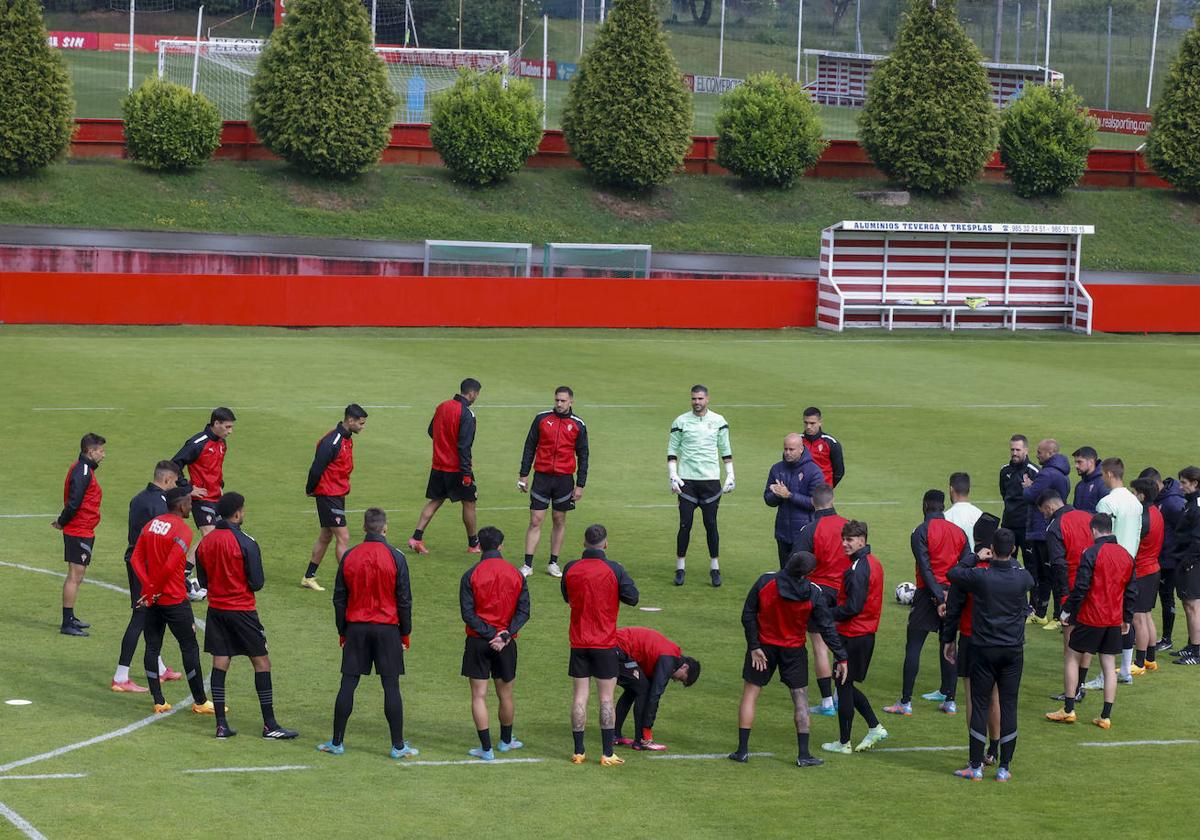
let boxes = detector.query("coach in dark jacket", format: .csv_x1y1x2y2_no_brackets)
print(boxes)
764,434,827,559
1020,442,1071,619
1071,447,1109,514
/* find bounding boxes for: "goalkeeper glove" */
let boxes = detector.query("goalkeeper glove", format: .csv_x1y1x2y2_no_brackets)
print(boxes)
722,463,736,494
667,461,683,494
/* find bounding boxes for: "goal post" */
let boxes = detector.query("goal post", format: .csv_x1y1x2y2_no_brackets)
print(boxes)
544,244,652,279
423,240,534,278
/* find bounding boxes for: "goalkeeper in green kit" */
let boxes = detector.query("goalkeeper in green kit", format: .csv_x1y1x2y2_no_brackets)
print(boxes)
668,385,735,588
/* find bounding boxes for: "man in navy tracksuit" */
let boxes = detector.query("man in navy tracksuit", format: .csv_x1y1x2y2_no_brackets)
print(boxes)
1071,447,1109,513
764,433,827,568
1021,440,1071,621
1140,467,1188,649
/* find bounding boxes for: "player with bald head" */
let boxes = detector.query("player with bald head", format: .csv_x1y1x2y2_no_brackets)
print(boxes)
764,433,826,568
1020,438,1071,623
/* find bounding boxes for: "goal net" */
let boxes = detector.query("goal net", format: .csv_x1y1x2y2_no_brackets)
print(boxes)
544,244,653,279
157,40,510,123
423,240,534,278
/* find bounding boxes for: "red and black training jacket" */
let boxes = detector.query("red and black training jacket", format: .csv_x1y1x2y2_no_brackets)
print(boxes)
58,455,102,538
196,520,264,612
307,422,356,497
429,395,476,474
1134,503,1164,579
742,571,847,660
561,549,639,648
1065,535,1137,628
173,427,226,502
795,508,850,593
911,513,970,600
130,514,193,606
834,545,884,638
460,551,530,640
334,534,412,634
519,410,589,485
1048,504,1095,604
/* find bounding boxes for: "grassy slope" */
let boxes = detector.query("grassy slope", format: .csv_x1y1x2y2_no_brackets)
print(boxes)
0,326,1198,838
1,158,1198,273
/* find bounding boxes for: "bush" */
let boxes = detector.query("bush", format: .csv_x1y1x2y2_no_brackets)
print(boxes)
122,79,222,171
715,73,827,187
858,0,997,194
1145,13,1200,196
429,70,543,185
0,0,75,176
998,85,1096,198
250,0,397,178
563,0,693,190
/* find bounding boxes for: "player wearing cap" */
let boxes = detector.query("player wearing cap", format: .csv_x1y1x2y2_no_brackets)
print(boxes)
172,407,236,601
128,486,212,716
53,433,106,637
302,404,369,592
196,492,298,740
729,551,848,768
410,379,481,555
459,526,530,761
319,508,417,759
518,387,589,579
562,524,639,766
612,627,700,752
667,385,734,588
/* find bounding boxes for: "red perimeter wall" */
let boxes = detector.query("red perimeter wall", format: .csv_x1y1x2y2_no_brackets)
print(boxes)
1087,284,1200,333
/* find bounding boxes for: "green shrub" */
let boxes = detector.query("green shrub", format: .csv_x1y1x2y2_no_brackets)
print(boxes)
429,70,543,185
1145,13,1200,196
859,0,997,194
563,0,693,190
715,72,827,188
122,79,222,171
0,0,75,176
998,84,1096,198
250,0,397,178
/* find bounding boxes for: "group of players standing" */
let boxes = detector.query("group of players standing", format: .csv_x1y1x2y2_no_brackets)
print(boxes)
49,383,1200,775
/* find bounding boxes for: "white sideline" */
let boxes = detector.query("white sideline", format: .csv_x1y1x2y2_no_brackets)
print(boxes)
0,774,88,781
1079,739,1199,748
184,765,312,774
0,561,130,595
647,752,773,761
31,407,116,412
0,515,58,519
396,758,544,767
873,746,961,753
0,802,48,840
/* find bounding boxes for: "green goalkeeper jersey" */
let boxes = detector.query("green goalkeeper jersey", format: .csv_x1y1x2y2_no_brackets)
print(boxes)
667,410,732,481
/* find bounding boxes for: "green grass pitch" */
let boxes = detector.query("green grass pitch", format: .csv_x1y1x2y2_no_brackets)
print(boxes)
1,325,1197,837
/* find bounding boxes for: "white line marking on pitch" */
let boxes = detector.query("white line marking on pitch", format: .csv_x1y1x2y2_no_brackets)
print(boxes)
647,752,774,761
396,758,545,767
31,407,117,412
873,746,962,753
1079,739,1199,748
0,515,58,519
0,774,88,781
183,765,313,774
962,404,1046,409
1088,404,1162,408
0,561,130,595
0,801,48,840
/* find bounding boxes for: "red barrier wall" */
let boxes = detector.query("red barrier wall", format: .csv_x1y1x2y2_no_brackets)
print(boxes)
0,272,818,329
68,121,1171,188
1086,284,1200,333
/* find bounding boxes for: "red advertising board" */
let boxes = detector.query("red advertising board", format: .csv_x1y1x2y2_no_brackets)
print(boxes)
46,31,99,50
97,32,178,53
1086,109,1152,136
515,58,556,80
275,0,286,27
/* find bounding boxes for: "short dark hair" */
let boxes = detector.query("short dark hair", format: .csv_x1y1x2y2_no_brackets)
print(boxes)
1010,434,1028,445
210,407,236,424
802,407,822,419
1180,466,1200,484
992,527,1016,559
1101,457,1124,479
1130,477,1158,502
949,472,971,496
1072,446,1099,461
345,403,368,420
1091,512,1114,534
680,656,701,687
584,524,607,548
785,550,817,579
460,378,482,395
922,489,945,514
154,459,180,481
842,520,868,540
555,386,573,397
216,492,244,520
364,507,388,535
478,526,504,553
1138,467,1162,482
1036,489,1064,508
80,433,106,452
165,485,191,509
690,384,708,395
812,484,835,508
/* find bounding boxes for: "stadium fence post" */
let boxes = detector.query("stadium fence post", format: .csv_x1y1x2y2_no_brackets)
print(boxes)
128,0,136,91
1016,2,1021,62
579,0,584,59
1042,0,1052,84
795,0,803,82
542,14,549,130
191,6,204,95
1146,0,1161,109
1105,5,1112,109
371,0,377,45
718,0,726,78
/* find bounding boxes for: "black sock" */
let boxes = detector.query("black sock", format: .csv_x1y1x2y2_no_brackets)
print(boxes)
382,677,404,748
1101,701,1113,719
524,554,533,567
412,529,424,541
1147,646,1156,663
1077,666,1089,686
211,667,228,727
737,727,751,755
550,554,559,566
817,677,833,701
796,732,810,759
62,607,74,626
305,562,319,579
468,534,480,548
477,729,492,751
1135,649,1146,667
1065,695,1076,713
601,728,615,757
572,730,585,754
255,671,276,728
501,724,513,744
333,674,359,746
987,738,999,758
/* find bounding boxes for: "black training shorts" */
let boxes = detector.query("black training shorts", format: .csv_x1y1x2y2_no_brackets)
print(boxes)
315,495,348,529
678,479,722,507
1177,563,1200,601
426,469,478,503
204,608,269,658
1069,622,1123,656
529,472,575,512
63,534,94,567
193,500,219,528
907,589,943,634
1134,572,1160,613
743,644,808,690
462,636,518,682
342,622,406,677
843,633,876,683
568,647,619,680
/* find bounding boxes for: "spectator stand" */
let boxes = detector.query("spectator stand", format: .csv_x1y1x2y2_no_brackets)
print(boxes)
816,221,1094,333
